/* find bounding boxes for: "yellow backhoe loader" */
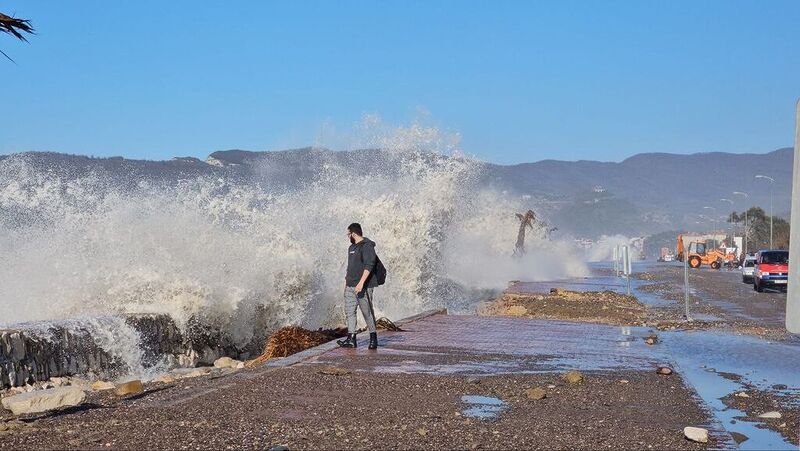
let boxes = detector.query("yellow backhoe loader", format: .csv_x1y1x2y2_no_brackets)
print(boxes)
676,234,735,269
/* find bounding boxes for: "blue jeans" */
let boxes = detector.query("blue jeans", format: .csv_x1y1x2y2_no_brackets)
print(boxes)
343,286,377,334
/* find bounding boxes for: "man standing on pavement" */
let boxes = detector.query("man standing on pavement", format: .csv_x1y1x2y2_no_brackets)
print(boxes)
337,223,379,350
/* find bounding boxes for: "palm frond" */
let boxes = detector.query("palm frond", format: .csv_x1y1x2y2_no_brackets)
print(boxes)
0,13,34,41
0,12,34,63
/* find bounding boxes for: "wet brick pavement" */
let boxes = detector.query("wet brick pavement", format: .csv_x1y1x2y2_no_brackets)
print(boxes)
0,313,721,450
314,314,666,374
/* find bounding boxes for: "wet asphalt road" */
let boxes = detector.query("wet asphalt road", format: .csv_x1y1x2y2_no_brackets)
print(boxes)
653,262,787,327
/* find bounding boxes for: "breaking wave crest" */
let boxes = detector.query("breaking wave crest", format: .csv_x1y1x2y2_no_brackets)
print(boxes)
0,120,587,372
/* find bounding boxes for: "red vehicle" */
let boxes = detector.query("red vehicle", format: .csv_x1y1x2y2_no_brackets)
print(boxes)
753,250,789,292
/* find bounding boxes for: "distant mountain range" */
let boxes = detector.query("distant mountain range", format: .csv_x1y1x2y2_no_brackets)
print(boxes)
483,147,793,237
1,147,792,238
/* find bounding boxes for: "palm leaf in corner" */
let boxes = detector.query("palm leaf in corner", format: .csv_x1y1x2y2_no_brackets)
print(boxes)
0,12,34,62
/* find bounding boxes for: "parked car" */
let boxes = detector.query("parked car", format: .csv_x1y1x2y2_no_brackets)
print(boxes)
741,255,757,283
753,250,789,292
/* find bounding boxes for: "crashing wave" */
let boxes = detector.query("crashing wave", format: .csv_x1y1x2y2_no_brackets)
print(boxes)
0,120,587,377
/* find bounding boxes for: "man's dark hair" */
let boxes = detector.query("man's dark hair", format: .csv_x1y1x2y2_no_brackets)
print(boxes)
347,223,363,236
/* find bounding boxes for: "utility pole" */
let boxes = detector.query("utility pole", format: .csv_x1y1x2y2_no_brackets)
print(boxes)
755,174,775,248
720,198,733,250
703,206,716,248
787,99,799,334
683,240,691,320
733,191,749,255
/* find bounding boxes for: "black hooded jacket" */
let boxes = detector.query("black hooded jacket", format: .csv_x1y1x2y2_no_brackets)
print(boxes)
345,237,378,288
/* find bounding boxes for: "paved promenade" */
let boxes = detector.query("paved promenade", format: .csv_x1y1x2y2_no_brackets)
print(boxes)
0,312,719,450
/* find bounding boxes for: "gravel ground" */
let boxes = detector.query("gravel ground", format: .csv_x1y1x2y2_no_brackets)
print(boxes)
479,289,648,326
495,263,792,340
0,362,714,450
9,262,781,450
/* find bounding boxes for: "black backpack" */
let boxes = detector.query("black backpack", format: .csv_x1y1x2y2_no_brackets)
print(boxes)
375,256,387,286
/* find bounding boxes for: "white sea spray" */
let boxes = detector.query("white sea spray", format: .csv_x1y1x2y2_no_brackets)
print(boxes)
0,120,588,375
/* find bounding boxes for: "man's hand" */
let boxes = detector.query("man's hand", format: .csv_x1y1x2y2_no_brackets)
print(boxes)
355,269,370,294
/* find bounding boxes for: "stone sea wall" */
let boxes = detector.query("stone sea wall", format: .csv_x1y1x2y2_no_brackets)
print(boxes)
0,314,251,389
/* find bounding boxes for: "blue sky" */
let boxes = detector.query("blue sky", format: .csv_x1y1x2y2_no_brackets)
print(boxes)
1,1,798,164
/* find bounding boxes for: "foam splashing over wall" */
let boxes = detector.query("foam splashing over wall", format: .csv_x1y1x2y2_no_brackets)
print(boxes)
0,118,587,372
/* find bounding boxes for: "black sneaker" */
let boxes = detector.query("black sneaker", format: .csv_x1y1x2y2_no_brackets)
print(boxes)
337,333,357,348
368,332,378,350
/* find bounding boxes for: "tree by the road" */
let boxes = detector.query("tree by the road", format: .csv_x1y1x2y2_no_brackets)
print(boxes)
729,207,790,251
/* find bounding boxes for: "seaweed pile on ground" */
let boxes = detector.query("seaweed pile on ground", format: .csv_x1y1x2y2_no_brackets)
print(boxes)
479,288,647,326
374,317,404,332
249,318,405,366
250,326,345,365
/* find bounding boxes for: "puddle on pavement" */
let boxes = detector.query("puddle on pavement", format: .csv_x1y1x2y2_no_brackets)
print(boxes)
461,395,506,419
369,321,665,375
661,331,799,449
662,330,800,391
374,359,526,376
551,262,797,448
529,325,665,371
674,363,793,450
632,269,796,449
631,279,724,322
368,348,444,357
509,277,626,295
632,288,675,308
